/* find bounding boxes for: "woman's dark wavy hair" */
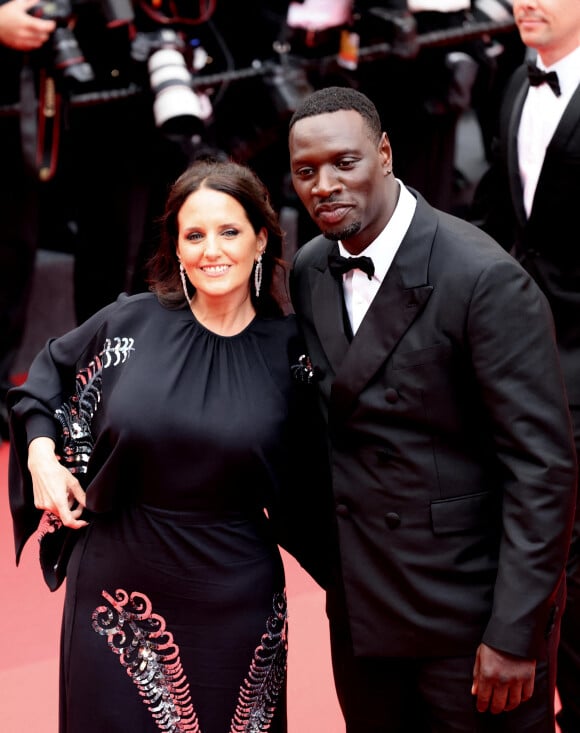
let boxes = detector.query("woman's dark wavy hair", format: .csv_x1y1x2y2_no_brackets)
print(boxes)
147,158,288,317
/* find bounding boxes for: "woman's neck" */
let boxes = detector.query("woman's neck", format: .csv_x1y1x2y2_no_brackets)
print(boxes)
190,293,256,336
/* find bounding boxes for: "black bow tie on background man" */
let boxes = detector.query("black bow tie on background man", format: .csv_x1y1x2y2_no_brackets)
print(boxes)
527,62,561,97
328,253,375,280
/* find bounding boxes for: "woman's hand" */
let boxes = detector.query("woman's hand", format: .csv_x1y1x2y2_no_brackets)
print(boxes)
28,436,88,530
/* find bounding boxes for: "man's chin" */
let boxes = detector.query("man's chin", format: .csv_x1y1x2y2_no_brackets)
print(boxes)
320,221,361,242
321,229,341,242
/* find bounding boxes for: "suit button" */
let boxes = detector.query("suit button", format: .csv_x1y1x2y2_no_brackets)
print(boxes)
336,504,350,518
385,388,399,403
385,512,401,529
377,448,391,463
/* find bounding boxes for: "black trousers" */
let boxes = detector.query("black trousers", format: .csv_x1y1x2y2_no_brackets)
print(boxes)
556,404,580,733
329,614,559,733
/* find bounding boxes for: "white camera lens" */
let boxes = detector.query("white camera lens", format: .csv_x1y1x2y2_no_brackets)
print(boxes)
148,48,211,135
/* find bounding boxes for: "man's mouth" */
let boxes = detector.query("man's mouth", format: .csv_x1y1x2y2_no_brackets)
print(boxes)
315,204,352,224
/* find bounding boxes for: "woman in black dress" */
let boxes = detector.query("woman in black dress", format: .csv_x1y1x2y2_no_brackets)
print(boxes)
8,159,329,733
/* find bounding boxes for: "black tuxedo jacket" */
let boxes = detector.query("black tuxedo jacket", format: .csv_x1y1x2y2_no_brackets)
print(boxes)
470,64,580,404
290,189,576,659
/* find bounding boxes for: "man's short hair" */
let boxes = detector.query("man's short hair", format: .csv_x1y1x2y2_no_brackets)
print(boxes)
289,86,383,143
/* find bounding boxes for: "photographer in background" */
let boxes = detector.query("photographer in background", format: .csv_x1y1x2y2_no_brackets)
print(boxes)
0,0,186,441
0,0,56,440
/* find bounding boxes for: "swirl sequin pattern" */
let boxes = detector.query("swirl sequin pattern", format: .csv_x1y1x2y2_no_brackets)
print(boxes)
92,589,288,732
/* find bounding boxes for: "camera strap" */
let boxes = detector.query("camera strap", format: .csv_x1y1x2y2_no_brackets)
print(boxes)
20,62,62,181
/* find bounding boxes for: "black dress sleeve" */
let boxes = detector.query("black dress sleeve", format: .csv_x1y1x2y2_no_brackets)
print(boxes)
7,297,122,564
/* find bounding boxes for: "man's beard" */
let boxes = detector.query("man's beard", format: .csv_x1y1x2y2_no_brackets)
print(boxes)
321,220,361,242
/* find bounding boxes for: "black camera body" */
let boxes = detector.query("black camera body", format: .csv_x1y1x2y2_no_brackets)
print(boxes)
28,0,135,85
28,0,73,22
29,0,134,25
130,28,187,64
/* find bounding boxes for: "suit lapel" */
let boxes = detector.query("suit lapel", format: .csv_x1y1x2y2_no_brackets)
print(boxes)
507,79,528,227
330,194,434,421
549,82,580,146
310,262,352,368
507,76,580,224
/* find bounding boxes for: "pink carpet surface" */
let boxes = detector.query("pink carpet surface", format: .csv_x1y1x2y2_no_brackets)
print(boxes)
0,440,344,732
0,439,563,732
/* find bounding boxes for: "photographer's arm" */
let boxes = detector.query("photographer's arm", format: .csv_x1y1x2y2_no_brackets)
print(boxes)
0,0,54,50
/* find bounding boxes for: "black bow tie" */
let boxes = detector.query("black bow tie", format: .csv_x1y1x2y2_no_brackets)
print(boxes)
527,62,561,97
328,253,375,280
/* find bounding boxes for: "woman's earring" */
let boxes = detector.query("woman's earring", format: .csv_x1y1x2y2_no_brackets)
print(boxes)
254,254,263,299
179,263,191,303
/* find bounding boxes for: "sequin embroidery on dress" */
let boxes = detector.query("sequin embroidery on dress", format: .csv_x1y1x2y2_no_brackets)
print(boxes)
231,591,288,732
54,336,135,476
92,589,288,733
37,337,135,589
92,589,200,732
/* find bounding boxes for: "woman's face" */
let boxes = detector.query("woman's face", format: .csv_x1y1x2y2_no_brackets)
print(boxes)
176,187,266,304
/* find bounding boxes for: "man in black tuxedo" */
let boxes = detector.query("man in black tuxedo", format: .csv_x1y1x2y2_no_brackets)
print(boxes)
470,1,580,731
288,85,576,731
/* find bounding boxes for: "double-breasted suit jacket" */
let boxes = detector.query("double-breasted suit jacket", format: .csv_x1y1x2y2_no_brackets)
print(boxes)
290,188,577,660
471,64,580,405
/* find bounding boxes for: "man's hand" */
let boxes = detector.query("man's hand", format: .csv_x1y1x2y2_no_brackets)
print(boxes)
472,643,536,714
0,0,55,51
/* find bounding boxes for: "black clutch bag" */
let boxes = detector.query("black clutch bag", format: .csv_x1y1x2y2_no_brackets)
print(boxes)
38,511,80,592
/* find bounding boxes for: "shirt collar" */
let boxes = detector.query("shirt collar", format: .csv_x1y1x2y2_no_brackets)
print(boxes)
538,45,580,98
338,180,416,283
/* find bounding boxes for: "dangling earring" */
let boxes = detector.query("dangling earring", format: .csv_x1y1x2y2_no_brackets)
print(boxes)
254,254,263,299
179,263,191,303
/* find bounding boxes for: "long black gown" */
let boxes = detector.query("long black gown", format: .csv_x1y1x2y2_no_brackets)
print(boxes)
8,292,327,733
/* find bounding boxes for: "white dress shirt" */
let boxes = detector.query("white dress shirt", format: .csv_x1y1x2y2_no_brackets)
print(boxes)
338,181,417,335
518,45,580,218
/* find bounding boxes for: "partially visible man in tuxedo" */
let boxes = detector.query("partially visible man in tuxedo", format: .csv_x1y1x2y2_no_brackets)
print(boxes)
288,85,577,732
470,2,580,730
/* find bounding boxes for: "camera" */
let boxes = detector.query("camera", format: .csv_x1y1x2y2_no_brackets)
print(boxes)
28,0,95,84
265,63,314,119
28,0,72,22
28,0,134,85
132,29,212,137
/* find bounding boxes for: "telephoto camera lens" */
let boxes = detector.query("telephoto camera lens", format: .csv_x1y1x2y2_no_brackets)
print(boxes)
147,48,212,136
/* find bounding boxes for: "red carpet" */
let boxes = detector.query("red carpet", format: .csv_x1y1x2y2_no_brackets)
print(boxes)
0,440,345,732
1,438,564,732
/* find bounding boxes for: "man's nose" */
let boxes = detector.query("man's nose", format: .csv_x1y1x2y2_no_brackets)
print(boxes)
312,167,341,196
